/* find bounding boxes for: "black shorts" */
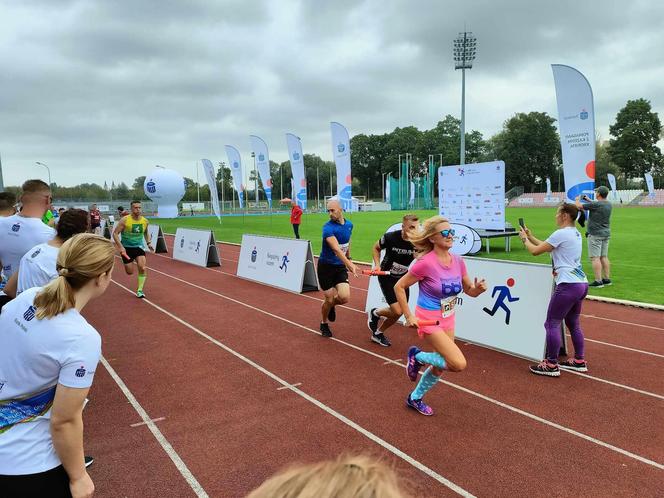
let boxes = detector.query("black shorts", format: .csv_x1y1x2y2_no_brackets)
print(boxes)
0,465,71,498
122,246,146,264
317,262,348,291
378,274,409,305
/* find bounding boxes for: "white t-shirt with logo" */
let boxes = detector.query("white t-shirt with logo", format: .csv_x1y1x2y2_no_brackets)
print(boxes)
546,227,588,285
0,214,55,279
16,242,60,295
0,287,101,475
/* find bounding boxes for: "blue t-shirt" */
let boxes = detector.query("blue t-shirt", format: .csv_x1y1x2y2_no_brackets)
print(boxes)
319,219,353,266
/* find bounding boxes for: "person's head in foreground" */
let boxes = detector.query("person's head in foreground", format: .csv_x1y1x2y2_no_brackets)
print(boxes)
246,454,406,498
326,199,343,223
19,179,52,217
408,215,453,257
35,233,115,319
0,191,17,216
556,202,579,228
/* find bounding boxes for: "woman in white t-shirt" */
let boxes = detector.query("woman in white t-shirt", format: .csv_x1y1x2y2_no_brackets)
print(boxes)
2,208,90,300
0,233,114,498
518,203,589,377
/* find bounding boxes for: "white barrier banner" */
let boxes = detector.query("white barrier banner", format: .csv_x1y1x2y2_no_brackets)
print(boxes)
237,234,318,293
173,228,220,267
552,64,596,201
439,161,505,230
286,133,307,209
142,224,168,253
364,256,552,361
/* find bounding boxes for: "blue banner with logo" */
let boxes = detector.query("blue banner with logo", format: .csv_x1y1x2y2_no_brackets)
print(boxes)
286,133,307,209
224,145,245,209
249,136,273,208
552,65,596,202
330,122,354,211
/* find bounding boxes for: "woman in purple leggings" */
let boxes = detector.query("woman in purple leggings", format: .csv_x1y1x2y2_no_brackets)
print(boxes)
518,203,589,377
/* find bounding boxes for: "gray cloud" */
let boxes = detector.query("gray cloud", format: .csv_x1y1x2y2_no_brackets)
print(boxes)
1,0,663,186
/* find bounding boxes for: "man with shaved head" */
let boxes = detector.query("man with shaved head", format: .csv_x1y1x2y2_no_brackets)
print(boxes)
316,199,357,337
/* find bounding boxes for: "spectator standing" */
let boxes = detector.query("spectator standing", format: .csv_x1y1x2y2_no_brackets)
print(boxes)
290,201,303,239
575,185,612,287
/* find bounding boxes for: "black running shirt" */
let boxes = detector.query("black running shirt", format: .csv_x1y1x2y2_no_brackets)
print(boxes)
378,230,415,277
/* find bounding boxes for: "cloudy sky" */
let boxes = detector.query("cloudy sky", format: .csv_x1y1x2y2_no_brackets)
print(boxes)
1,0,663,187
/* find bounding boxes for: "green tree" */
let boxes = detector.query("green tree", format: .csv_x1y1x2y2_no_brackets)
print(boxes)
595,140,620,189
608,98,663,179
489,112,560,191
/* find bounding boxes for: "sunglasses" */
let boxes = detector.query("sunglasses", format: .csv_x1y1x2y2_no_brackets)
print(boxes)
440,229,455,238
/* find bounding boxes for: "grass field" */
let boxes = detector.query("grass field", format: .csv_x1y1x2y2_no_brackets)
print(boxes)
155,207,664,305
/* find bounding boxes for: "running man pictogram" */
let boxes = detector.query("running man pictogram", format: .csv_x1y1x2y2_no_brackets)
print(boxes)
482,278,520,325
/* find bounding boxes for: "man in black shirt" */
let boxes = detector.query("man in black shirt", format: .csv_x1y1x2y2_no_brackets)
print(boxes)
367,214,419,346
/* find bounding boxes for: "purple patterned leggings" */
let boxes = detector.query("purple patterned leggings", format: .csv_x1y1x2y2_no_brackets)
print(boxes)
545,282,588,363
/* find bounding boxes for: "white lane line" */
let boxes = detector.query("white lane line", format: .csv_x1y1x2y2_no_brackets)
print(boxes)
383,358,403,366
571,335,664,359
130,417,166,427
100,356,209,498
277,382,302,391
111,280,474,497
580,314,664,332
134,267,664,470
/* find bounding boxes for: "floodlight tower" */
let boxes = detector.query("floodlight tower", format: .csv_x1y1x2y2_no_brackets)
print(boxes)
453,31,477,165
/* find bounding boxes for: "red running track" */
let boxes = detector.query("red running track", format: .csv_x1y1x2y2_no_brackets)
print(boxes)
80,238,664,497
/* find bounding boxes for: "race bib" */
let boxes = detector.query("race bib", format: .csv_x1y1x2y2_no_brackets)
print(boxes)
440,296,462,318
338,242,349,256
390,262,409,276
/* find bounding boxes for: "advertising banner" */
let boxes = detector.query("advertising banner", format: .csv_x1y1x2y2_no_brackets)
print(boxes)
330,122,354,211
438,161,506,230
645,172,655,197
225,145,245,209
236,234,318,293
249,135,273,208
286,133,307,209
173,228,220,267
201,159,221,220
552,64,596,201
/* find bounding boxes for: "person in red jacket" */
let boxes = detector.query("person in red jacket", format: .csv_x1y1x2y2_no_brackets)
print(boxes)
290,201,303,239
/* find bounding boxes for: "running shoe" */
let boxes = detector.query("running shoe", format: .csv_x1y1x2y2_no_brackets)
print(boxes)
529,360,560,377
320,322,333,338
406,395,434,416
367,308,380,333
136,290,145,299
559,358,588,372
85,456,94,468
406,346,422,381
602,278,612,286
588,280,604,288
371,333,391,347
328,305,336,322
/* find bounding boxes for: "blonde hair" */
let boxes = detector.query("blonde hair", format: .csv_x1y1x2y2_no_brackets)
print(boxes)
408,215,450,258
34,234,115,319
246,454,407,498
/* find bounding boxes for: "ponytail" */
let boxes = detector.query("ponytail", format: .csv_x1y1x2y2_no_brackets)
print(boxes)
34,234,114,319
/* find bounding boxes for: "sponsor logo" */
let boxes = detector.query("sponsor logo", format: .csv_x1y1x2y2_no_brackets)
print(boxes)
580,109,589,120
458,168,465,176
233,161,239,169
337,143,345,153
146,180,156,193
251,246,257,263
265,252,279,267
31,248,42,258
258,153,265,162
75,366,86,378
292,152,300,161
23,305,37,321
180,238,185,248
11,223,20,232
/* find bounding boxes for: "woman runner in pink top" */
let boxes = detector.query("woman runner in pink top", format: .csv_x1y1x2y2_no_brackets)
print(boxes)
395,215,487,416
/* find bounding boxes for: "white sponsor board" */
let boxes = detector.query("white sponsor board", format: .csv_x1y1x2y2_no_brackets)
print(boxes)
173,228,220,267
237,234,318,293
182,202,205,211
438,161,505,230
364,255,553,361
518,197,534,204
142,224,168,253
543,196,561,203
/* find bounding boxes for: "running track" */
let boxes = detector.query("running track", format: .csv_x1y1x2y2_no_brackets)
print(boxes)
81,237,664,497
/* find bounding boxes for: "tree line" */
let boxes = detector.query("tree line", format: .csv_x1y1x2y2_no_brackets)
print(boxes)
7,98,661,202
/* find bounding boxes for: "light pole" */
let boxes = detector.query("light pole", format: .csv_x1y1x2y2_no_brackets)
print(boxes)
35,162,51,187
453,31,477,166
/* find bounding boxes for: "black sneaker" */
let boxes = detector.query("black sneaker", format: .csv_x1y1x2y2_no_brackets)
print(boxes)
529,361,560,377
320,322,333,338
371,333,391,347
328,306,336,322
85,456,94,468
588,280,604,288
602,278,612,286
559,359,588,372
367,308,380,333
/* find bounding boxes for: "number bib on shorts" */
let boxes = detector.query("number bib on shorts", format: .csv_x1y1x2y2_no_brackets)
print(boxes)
440,295,459,318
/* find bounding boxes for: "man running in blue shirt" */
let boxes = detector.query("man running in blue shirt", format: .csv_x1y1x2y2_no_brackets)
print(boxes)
317,200,357,338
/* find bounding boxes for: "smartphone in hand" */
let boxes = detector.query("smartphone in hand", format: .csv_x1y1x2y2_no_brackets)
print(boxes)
518,218,525,229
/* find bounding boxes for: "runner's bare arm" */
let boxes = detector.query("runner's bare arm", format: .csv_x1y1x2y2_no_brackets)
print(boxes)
371,240,382,268
325,235,357,276
112,219,127,255
143,223,153,250
395,272,419,327
462,274,487,297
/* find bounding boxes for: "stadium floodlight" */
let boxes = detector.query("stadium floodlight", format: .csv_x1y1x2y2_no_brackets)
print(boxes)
35,161,52,187
453,31,477,165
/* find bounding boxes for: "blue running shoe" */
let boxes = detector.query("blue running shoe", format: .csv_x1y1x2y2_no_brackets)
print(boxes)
406,395,433,416
407,346,422,382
